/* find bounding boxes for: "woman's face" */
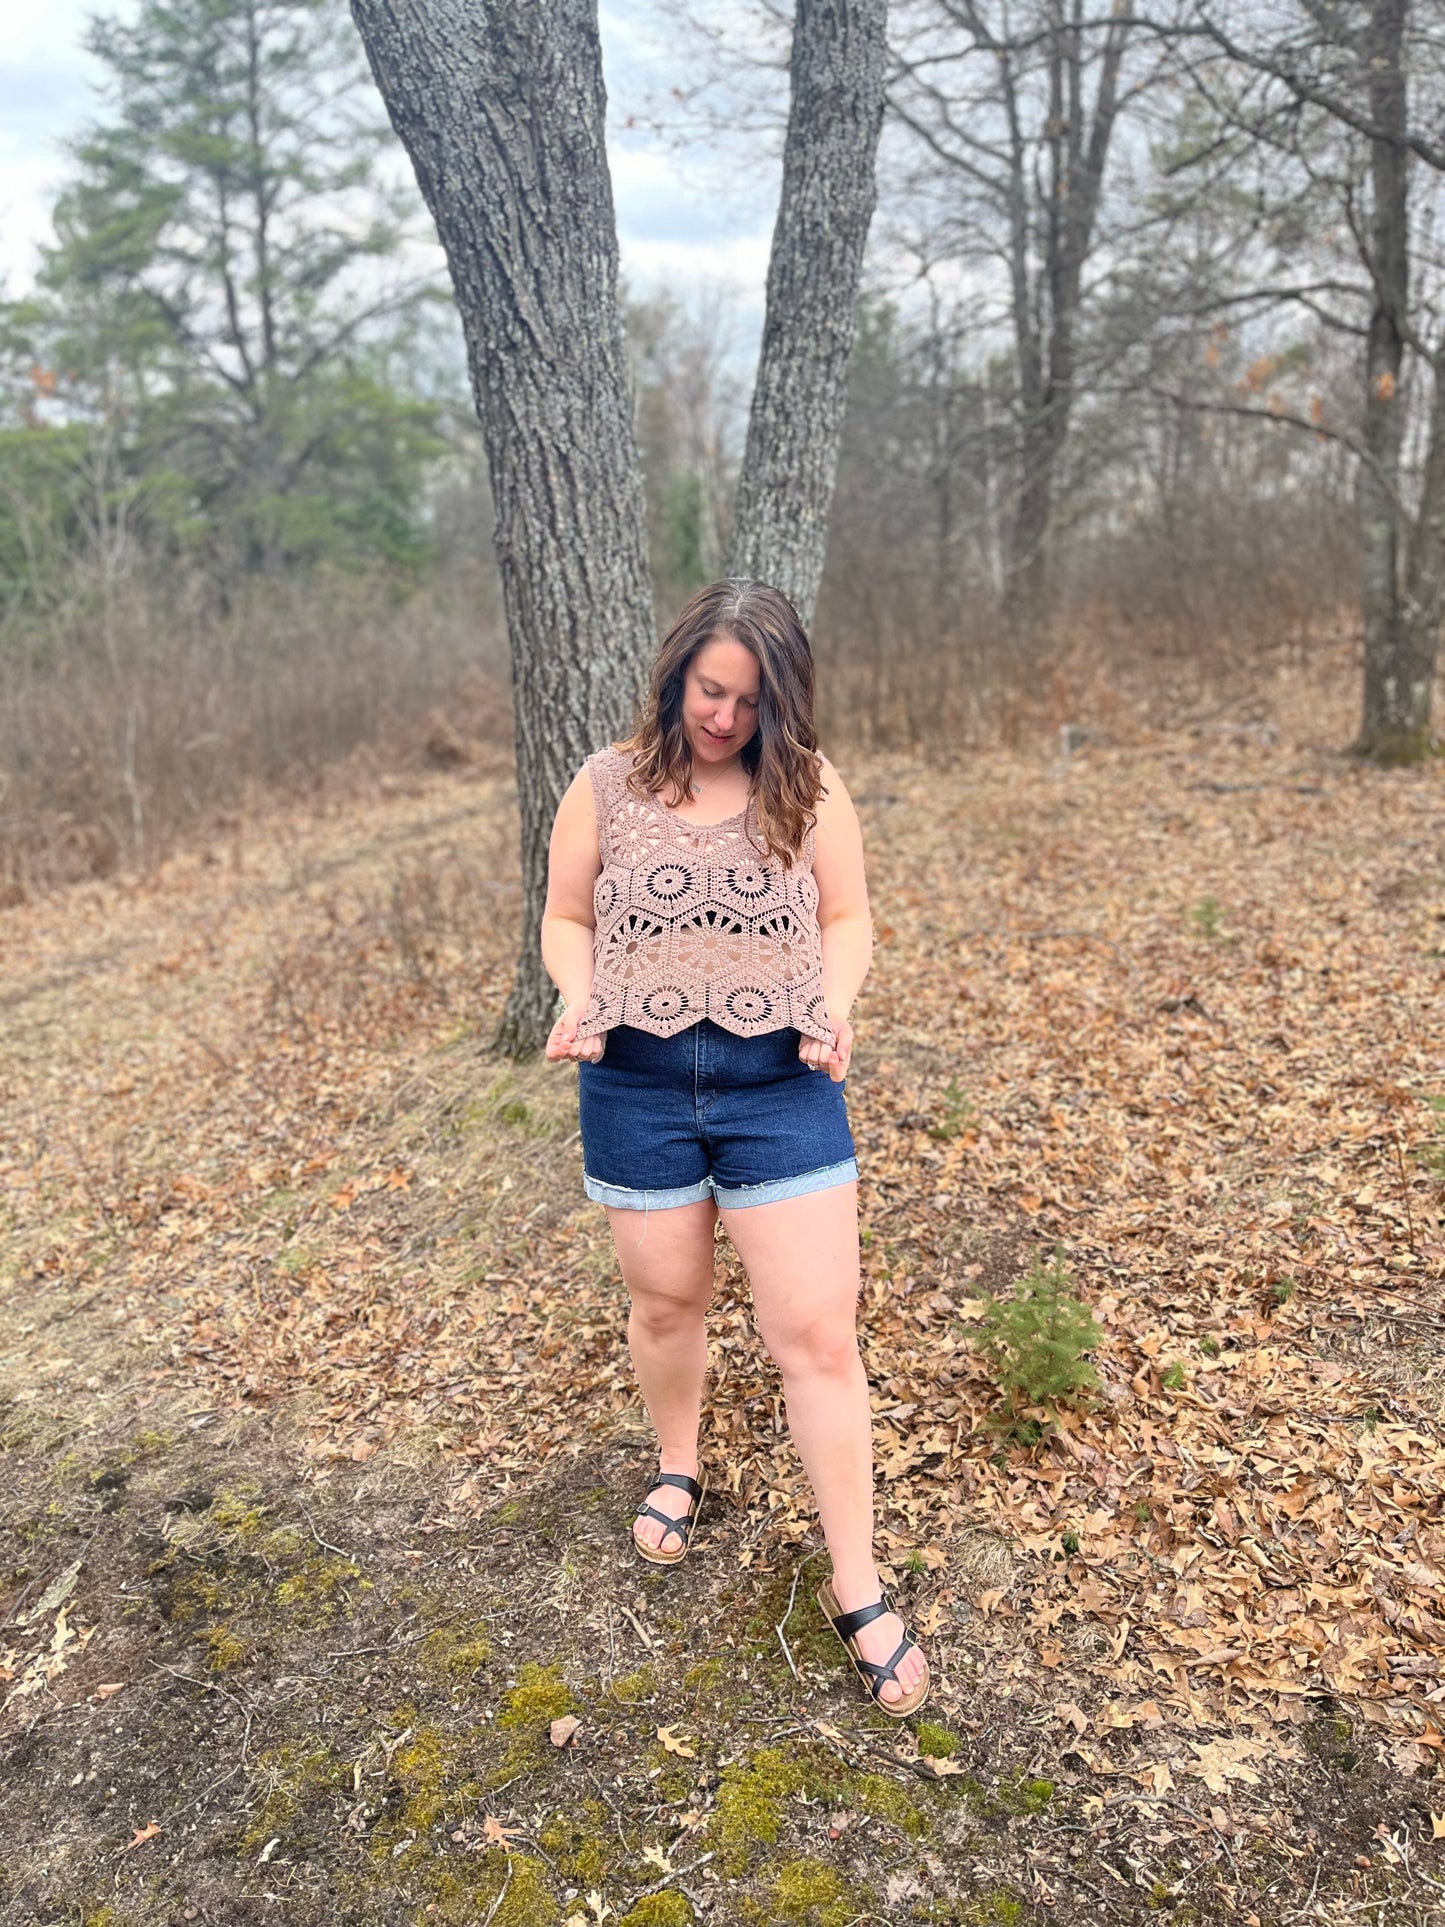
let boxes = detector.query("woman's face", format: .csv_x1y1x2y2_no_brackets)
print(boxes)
680,635,761,765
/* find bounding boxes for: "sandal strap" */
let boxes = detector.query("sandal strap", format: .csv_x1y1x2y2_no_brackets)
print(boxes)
830,1596,893,1641
854,1635,917,1693
635,1502,694,1545
651,1471,703,1502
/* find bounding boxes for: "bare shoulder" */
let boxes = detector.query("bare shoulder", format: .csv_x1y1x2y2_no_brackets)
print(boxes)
552,757,599,843
813,752,857,817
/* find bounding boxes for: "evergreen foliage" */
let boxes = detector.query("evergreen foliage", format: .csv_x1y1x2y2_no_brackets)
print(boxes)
976,1243,1103,1410
1,0,450,607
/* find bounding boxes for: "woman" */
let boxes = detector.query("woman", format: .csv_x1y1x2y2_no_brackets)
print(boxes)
540,579,929,1716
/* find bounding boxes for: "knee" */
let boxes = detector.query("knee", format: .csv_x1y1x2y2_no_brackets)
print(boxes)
770,1317,861,1384
629,1286,709,1340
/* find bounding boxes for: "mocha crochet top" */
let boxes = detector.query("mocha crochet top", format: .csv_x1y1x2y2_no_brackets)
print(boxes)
571,744,833,1045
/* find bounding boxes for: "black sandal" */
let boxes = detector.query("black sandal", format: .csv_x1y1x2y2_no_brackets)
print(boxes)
817,1577,931,1717
632,1469,707,1566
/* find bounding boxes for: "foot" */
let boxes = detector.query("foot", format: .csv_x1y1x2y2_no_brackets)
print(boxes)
829,1577,929,1707
633,1464,701,1557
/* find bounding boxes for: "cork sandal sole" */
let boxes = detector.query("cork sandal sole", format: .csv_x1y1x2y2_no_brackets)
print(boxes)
632,1470,708,1567
817,1577,931,1718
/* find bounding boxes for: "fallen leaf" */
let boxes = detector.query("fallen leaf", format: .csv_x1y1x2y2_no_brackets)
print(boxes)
91,1682,125,1701
482,1815,523,1849
919,1755,969,1778
18,1561,81,1627
656,1725,696,1759
121,1821,162,1852
1055,1700,1090,1736
549,1714,581,1749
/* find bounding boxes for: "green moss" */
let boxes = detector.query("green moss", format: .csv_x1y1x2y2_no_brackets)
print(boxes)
957,1890,1027,1925
241,1743,348,1852
421,1623,492,1682
273,1553,365,1627
419,1849,559,1927
710,1747,808,1875
997,1774,1054,1815
209,1488,271,1536
494,1498,525,1525
768,1858,851,1925
538,1801,613,1887
681,1656,726,1697
610,1663,657,1706
915,1720,961,1759
853,1772,928,1836
620,1893,693,1927
199,1623,250,1672
498,1662,574,1728
393,1728,451,1831
708,1740,935,1875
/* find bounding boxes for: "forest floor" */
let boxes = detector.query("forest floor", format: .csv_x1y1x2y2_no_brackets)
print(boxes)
2,675,1445,1927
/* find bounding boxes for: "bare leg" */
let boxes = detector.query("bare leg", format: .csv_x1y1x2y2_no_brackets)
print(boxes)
604,1197,718,1554
720,1181,928,1705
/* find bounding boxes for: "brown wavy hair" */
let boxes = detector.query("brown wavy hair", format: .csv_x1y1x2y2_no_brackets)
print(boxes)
618,579,823,866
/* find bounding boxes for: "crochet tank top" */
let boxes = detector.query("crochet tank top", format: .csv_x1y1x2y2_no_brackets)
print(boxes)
572,745,832,1045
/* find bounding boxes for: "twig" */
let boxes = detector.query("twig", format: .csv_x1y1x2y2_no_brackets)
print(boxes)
776,1552,818,1680
585,1765,636,1854
617,1603,654,1652
603,1601,617,1695
627,1850,716,1903
479,1857,513,1926
298,1502,357,1564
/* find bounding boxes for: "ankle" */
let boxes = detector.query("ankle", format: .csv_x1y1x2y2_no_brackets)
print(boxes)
829,1559,884,1609
656,1446,700,1479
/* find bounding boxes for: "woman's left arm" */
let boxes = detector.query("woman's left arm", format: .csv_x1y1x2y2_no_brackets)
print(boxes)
802,754,873,1081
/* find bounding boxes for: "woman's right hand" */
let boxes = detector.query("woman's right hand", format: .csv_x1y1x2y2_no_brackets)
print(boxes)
545,1004,606,1063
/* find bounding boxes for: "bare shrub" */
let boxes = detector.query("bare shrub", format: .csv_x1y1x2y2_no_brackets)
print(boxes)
0,563,510,898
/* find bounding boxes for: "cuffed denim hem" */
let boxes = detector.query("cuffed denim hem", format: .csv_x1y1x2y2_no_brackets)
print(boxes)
583,1172,714,1212
712,1156,859,1211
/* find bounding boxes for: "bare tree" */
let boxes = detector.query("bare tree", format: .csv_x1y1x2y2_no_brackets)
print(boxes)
1145,0,1445,762
349,0,657,1052
352,0,891,1049
887,0,1141,622
726,0,890,624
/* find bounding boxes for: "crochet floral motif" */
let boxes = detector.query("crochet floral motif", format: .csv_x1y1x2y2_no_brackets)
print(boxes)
573,746,833,1045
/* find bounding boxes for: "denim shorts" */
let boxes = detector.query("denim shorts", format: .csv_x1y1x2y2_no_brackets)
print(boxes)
577,1019,858,1212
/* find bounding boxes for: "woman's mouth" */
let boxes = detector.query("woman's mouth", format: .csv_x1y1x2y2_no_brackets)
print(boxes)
703,728,732,743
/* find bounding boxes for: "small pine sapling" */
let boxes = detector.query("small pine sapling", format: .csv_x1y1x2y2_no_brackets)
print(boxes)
977,1243,1103,1412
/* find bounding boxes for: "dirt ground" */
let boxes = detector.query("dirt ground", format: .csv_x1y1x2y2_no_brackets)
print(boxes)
3,678,1444,1927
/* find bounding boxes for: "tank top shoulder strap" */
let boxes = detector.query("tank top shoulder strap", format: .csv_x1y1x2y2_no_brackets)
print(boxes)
584,744,636,864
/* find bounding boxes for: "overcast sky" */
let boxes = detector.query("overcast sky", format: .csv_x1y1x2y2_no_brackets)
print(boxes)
0,0,781,328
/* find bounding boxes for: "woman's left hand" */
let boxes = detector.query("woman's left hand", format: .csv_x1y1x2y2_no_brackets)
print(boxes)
799,1015,852,1082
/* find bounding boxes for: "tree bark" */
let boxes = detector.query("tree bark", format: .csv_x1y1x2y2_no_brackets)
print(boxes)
1005,0,1128,624
1398,339,1445,755
349,0,655,1049
726,0,888,627
1353,0,1425,762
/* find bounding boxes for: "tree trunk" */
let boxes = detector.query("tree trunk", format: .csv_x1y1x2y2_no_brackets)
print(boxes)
349,0,655,1050
726,0,888,627
1354,0,1425,763
1396,336,1445,757
1005,1,1128,629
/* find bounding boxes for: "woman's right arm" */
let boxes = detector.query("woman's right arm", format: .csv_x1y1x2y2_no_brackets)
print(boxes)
541,765,606,1062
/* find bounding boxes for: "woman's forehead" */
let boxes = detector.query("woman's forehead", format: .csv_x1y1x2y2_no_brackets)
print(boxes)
692,635,759,691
